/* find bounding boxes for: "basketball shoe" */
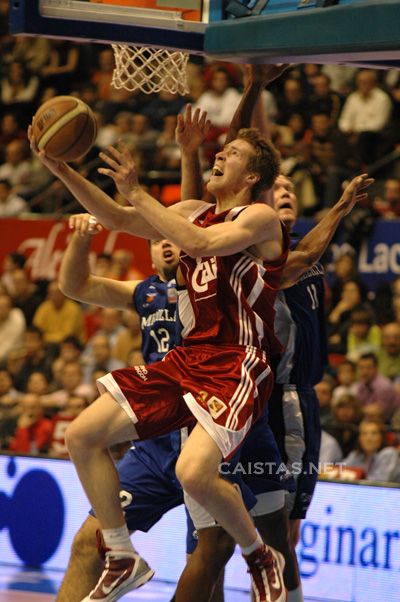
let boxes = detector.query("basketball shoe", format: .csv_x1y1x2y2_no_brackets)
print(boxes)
244,544,287,602
81,551,155,602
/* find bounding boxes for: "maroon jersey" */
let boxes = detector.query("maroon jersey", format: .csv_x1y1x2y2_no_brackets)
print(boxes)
178,203,289,356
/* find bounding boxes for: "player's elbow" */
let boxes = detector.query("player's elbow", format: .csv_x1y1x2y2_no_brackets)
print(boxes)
58,275,83,300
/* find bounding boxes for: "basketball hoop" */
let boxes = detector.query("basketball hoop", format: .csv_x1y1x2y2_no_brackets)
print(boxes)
111,44,190,95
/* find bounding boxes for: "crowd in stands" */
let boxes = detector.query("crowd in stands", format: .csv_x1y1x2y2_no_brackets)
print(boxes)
0,11,400,483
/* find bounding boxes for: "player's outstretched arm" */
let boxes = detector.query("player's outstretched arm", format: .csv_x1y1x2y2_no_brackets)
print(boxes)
176,104,210,201
225,64,290,145
130,192,282,259
28,126,162,239
280,174,374,288
58,213,141,309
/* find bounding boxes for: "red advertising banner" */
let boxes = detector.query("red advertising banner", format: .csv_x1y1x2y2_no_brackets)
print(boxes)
0,217,153,281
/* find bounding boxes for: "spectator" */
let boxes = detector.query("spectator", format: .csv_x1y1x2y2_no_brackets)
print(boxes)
346,308,381,362
0,368,19,404
378,323,400,381
49,395,88,458
328,279,370,354
33,281,85,349
332,359,359,403
82,333,124,384
13,325,54,392
109,249,145,281
192,65,241,162
90,47,132,117
0,112,26,156
0,370,19,450
338,69,393,164
43,361,94,411
38,40,82,94
356,353,400,422
329,252,362,309
0,293,26,364
155,114,181,171
93,252,113,278
10,268,43,325
0,61,39,113
9,36,51,75
26,371,50,397
141,88,185,131
112,309,142,366
0,138,52,200
1,251,26,296
319,430,343,465
118,112,158,155
343,418,400,482
8,393,53,454
303,112,354,208
276,77,310,127
322,65,357,96
373,177,400,219
324,393,361,457
193,65,241,129
0,178,28,216
4,348,26,382
309,73,343,125
315,375,335,422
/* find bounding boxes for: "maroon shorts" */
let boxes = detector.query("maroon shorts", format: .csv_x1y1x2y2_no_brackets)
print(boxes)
97,344,273,459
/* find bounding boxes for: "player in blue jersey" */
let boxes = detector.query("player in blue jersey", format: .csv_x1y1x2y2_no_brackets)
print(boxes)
56,216,181,601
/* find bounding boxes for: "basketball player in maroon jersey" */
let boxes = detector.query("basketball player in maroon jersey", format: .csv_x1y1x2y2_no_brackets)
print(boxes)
29,114,287,602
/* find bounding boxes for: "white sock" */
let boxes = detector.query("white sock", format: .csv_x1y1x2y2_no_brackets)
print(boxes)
288,585,304,602
102,525,136,557
241,533,264,556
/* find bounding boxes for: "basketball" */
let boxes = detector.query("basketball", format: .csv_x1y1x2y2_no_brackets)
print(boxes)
31,96,97,162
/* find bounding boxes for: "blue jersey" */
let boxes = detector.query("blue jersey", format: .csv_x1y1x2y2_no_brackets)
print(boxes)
274,263,328,387
270,263,327,519
134,275,177,364
132,275,182,460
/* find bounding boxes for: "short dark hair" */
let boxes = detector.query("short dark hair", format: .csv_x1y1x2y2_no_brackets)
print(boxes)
8,252,26,269
358,352,378,365
350,308,374,326
237,128,281,200
61,335,83,351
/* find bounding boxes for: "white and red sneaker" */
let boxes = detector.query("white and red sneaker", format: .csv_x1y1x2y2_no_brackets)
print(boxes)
81,551,154,602
244,544,287,602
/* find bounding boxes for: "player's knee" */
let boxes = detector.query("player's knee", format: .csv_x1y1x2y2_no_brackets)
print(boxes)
65,419,87,455
176,460,212,502
65,416,101,454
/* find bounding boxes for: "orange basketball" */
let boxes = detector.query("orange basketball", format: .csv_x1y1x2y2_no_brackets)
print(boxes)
31,96,97,162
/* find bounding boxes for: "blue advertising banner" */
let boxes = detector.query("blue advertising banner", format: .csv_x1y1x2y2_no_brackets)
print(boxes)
296,219,400,291
1,454,399,600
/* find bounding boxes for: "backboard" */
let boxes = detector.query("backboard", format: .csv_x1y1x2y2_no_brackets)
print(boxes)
9,0,400,67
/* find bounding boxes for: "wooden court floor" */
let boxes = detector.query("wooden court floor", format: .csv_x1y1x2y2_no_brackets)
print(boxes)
0,565,251,601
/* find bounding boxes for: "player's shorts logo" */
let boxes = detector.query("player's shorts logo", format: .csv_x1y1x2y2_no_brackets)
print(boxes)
207,396,227,419
134,365,148,381
196,390,227,419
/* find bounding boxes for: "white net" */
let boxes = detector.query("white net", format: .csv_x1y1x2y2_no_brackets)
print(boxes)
111,44,190,95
